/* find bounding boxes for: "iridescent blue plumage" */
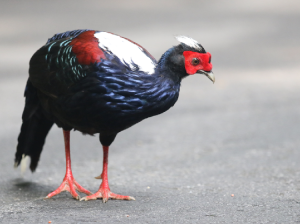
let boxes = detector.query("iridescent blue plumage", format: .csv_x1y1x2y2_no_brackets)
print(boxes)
46,29,91,44
44,54,180,134
15,29,215,202
16,29,211,173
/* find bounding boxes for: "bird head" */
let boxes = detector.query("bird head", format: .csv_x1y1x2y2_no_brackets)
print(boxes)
159,36,214,83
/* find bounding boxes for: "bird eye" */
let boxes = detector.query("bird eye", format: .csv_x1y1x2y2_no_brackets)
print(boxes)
192,58,200,65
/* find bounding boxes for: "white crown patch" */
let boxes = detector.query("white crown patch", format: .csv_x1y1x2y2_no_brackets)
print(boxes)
175,36,202,51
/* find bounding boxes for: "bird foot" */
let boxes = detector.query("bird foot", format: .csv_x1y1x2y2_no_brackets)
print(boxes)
45,176,92,200
80,188,135,203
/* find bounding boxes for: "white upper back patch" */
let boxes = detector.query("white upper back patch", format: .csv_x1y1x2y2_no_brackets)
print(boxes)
175,36,202,51
94,32,156,74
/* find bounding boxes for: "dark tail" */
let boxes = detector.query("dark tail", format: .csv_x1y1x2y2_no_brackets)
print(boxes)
15,80,53,172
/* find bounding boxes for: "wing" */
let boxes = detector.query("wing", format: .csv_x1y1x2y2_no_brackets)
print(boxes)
29,30,160,133
29,30,157,97
29,30,105,96
46,29,91,44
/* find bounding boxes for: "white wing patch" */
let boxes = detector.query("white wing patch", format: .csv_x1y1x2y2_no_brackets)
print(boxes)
175,36,202,51
94,32,156,74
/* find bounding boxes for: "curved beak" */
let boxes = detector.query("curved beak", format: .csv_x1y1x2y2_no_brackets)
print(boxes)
197,70,215,83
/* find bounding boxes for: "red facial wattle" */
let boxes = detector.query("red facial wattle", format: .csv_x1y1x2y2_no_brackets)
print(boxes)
183,51,213,75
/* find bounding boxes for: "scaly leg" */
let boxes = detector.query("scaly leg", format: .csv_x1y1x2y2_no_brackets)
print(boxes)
80,146,135,203
45,130,91,200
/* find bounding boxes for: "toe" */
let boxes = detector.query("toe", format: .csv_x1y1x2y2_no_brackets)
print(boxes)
79,190,135,202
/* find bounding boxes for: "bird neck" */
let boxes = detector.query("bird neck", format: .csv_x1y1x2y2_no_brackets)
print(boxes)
156,46,187,83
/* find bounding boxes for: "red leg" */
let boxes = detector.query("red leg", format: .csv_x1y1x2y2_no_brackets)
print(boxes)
45,130,92,200
80,146,135,203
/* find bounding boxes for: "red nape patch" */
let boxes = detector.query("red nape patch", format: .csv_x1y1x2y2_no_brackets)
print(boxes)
183,51,212,75
70,31,106,65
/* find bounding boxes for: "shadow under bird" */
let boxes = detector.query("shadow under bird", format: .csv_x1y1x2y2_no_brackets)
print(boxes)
15,29,214,203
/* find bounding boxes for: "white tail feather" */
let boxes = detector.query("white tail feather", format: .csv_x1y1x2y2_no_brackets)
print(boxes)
20,154,29,175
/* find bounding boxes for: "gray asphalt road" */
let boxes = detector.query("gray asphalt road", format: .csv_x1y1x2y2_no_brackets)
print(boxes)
1,1,300,223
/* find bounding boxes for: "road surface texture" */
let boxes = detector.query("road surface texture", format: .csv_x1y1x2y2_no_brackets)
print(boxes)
0,0,300,223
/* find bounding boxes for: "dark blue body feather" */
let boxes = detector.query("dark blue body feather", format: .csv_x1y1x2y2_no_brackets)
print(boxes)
16,30,186,170
29,30,180,135
46,29,91,44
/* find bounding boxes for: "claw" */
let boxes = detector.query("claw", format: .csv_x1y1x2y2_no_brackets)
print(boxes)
94,174,102,179
129,196,136,201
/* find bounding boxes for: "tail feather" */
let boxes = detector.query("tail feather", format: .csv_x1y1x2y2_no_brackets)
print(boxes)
15,80,53,172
